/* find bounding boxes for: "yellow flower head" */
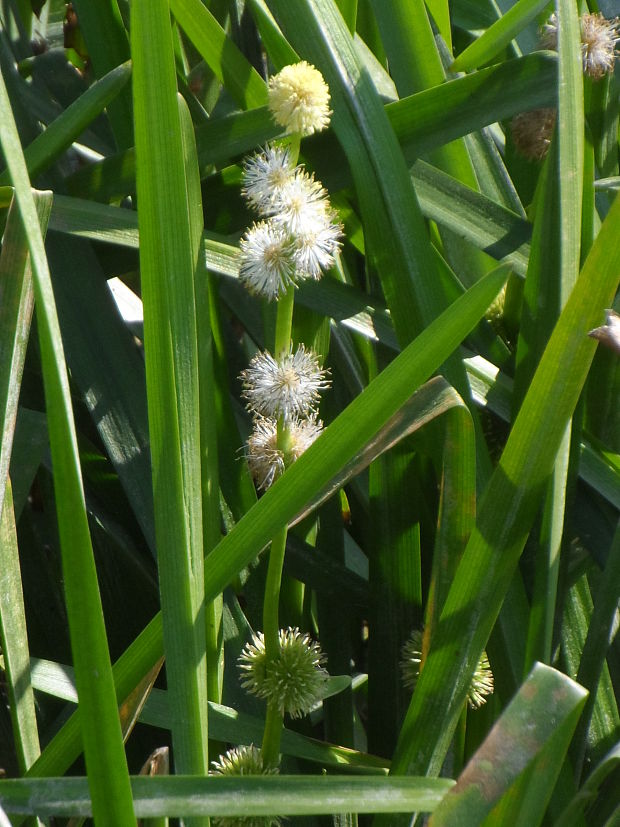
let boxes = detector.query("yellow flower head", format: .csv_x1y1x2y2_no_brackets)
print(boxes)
268,61,331,136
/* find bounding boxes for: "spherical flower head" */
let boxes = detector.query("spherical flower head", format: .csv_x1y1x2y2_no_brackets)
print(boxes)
239,220,297,300
246,415,323,490
271,169,330,235
540,12,619,79
210,745,280,827
400,630,494,709
241,345,330,422
511,108,556,161
268,61,331,136
293,208,343,279
239,628,329,718
242,145,296,216
580,13,618,79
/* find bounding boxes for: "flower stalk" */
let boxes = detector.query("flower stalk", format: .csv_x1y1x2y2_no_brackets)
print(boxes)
235,61,338,771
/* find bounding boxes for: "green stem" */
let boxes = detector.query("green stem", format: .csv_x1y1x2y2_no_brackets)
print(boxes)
274,284,295,356
261,526,288,768
263,525,288,653
260,132,301,770
205,597,222,701
261,702,284,768
452,704,468,777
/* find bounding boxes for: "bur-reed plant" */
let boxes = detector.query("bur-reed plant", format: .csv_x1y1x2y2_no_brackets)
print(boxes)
0,0,618,825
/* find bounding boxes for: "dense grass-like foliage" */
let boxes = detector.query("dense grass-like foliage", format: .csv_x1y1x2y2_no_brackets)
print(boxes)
0,0,618,825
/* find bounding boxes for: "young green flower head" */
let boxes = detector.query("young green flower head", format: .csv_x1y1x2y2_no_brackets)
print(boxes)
211,744,278,777
211,745,280,827
241,345,330,422
400,630,494,709
239,628,329,718
246,415,323,490
268,61,331,136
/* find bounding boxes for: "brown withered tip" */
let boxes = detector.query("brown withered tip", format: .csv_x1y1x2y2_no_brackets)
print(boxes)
588,309,620,354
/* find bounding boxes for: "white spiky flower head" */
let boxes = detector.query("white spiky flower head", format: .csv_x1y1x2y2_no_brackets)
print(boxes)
268,61,331,136
239,628,329,718
271,169,331,235
580,13,619,79
400,630,494,709
293,209,343,278
246,415,323,490
242,145,296,215
210,745,280,827
241,345,330,422
239,220,297,300
541,12,619,79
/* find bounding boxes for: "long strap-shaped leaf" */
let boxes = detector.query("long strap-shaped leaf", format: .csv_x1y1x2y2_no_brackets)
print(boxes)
368,0,491,290
0,76,136,827
519,0,584,672
69,0,133,149
0,192,51,774
170,0,267,109
0,61,131,186
131,0,209,783
0,193,50,519
451,0,551,72
0,483,40,774
388,188,620,781
1,776,454,820
429,663,587,826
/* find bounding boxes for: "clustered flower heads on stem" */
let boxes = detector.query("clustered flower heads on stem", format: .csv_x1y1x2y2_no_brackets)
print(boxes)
238,64,336,490
239,147,342,300
210,745,281,827
238,62,340,301
400,630,494,709
241,343,329,490
239,628,329,718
